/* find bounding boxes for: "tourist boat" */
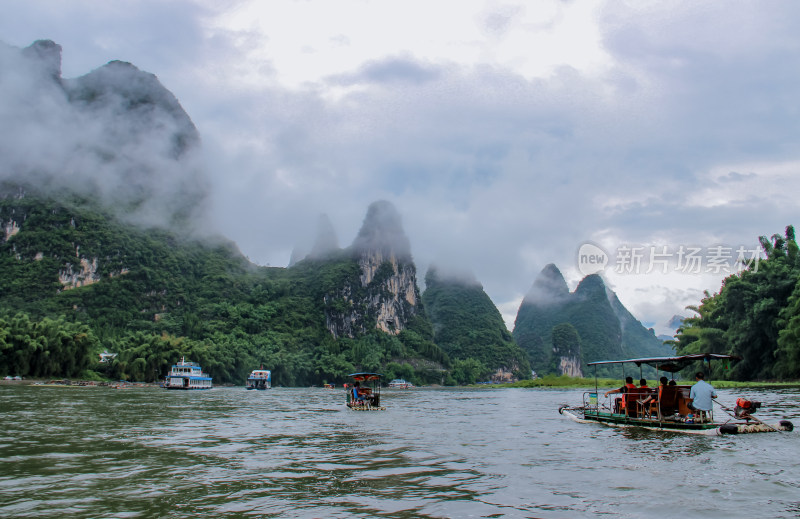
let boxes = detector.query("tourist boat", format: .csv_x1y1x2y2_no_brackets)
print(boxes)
387,378,414,388
246,369,271,390
163,357,212,390
346,372,385,411
558,353,794,435
323,383,334,389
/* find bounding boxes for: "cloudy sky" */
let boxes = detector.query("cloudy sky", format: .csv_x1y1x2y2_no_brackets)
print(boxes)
3,0,799,333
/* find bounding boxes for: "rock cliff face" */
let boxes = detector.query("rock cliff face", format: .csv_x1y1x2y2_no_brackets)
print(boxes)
558,356,583,378
1,192,131,291
551,323,583,378
324,201,422,338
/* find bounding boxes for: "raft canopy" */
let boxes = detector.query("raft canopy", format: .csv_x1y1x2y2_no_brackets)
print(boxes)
587,353,741,373
348,372,383,382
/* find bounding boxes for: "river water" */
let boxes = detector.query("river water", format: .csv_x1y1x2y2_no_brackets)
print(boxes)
1,385,798,518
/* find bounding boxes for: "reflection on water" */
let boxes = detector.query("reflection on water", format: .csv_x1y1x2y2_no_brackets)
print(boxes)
0,386,798,518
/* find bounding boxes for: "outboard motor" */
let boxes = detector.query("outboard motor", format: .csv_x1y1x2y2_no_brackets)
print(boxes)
734,398,761,419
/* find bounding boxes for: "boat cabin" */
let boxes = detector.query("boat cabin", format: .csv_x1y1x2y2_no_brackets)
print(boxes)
246,369,271,390
164,357,213,390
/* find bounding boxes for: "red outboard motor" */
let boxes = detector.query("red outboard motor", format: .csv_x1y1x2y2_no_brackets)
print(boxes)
734,398,761,419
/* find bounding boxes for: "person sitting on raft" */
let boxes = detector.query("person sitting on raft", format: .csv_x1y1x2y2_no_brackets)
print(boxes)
605,376,636,413
352,382,367,405
640,376,669,408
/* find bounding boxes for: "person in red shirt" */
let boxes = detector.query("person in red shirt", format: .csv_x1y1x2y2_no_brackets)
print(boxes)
605,376,636,413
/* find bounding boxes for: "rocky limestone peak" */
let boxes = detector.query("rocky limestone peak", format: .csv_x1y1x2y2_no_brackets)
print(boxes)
22,40,62,80
324,201,421,338
309,213,339,259
351,200,411,261
523,263,570,306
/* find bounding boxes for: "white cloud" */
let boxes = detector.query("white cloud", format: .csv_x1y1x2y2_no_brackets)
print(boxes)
207,0,611,89
2,0,800,332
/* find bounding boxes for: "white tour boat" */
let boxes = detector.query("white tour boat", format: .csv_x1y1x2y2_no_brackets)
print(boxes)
388,378,414,388
163,357,212,390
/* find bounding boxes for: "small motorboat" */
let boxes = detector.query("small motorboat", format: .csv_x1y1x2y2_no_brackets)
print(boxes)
246,369,271,390
559,353,793,435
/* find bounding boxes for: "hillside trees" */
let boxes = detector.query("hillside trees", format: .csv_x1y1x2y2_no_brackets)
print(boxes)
0,313,96,378
672,226,800,380
422,267,530,381
1,191,459,385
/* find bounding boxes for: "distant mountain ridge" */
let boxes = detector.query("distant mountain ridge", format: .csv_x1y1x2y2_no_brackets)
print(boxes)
0,39,528,386
513,264,671,376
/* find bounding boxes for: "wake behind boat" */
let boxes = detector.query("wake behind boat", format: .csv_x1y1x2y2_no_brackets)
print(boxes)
559,353,793,435
163,357,212,390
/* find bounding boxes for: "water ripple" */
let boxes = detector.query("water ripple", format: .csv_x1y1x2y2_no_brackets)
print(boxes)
1,386,799,517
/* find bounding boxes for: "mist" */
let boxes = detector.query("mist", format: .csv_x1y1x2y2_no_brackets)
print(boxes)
0,40,209,231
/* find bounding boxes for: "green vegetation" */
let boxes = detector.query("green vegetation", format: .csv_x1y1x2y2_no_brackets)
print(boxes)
505,374,615,388
670,226,800,381
422,267,531,383
0,189,449,385
0,313,96,378
514,266,670,378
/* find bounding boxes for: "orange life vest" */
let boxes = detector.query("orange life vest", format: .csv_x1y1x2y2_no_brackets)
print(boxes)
620,383,637,407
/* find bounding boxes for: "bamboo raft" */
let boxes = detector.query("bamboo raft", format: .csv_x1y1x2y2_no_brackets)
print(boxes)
347,404,387,411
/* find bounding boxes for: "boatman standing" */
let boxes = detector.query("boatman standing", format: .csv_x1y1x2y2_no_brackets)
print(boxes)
688,372,717,421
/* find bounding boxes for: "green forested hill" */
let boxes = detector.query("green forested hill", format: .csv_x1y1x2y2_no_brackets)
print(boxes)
672,226,800,380
422,267,530,383
513,264,669,376
0,189,448,385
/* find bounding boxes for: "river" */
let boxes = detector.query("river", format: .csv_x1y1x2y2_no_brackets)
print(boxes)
1,385,798,518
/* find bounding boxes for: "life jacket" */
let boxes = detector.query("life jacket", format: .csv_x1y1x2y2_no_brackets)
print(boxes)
620,383,637,407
